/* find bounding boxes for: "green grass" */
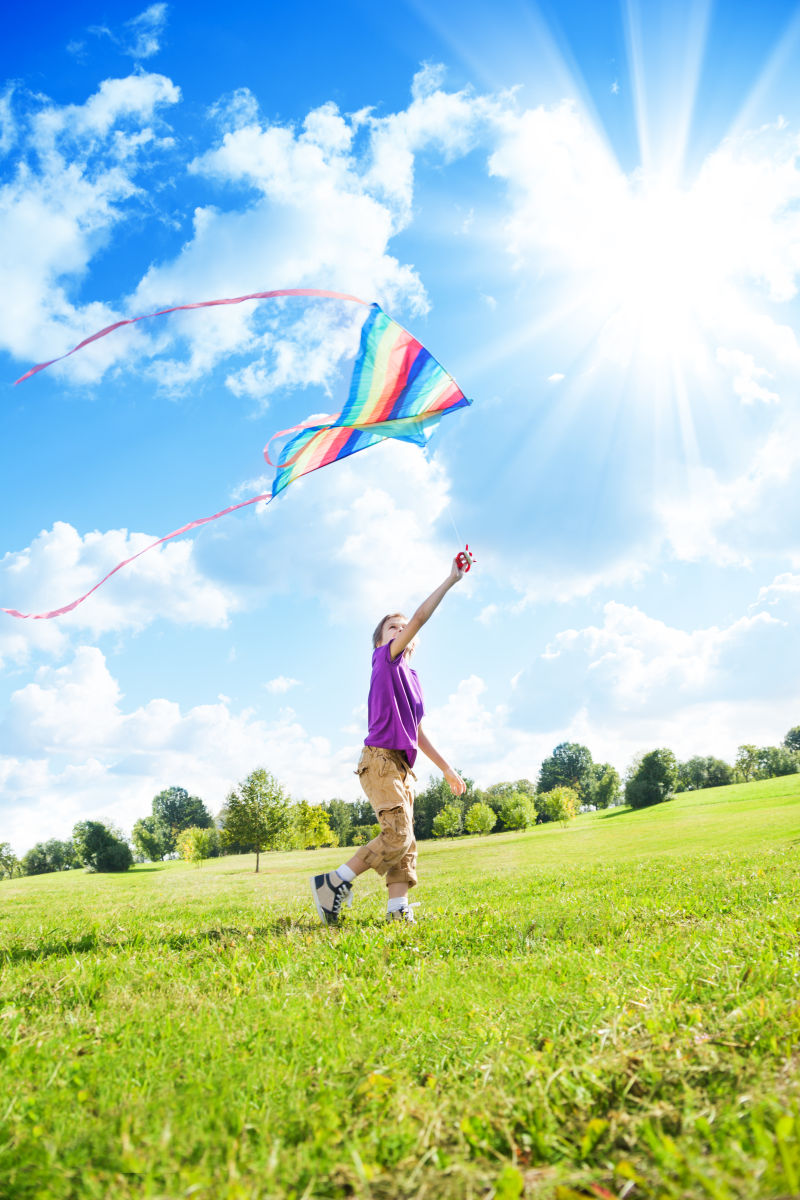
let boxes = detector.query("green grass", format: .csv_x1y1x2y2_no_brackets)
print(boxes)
2,776,799,1200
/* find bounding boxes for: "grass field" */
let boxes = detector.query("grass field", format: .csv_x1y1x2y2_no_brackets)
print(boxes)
2,777,799,1200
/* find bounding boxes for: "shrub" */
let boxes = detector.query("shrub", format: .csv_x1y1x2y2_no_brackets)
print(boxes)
498,792,538,831
350,823,380,846
72,821,133,873
625,749,678,808
177,826,219,865
536,787,578,825
593,765,621,808
289,801,339,850
432,805,463,838
131,816,171,862
464,802,497,835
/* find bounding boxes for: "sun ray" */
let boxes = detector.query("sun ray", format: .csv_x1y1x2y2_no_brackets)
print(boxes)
728,6,800,138
621,0,713,180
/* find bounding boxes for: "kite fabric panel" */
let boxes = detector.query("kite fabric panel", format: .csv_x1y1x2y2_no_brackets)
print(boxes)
266,304,471,497
4,295,472,621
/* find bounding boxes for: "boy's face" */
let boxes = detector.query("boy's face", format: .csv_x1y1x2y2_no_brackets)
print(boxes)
380,614,417,656
380,615,407,646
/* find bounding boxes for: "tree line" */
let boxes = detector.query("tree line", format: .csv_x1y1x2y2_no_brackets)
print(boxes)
3,724,798,878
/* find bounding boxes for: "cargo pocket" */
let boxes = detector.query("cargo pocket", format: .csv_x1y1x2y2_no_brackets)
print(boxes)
354,748,369,778
377,804,410,858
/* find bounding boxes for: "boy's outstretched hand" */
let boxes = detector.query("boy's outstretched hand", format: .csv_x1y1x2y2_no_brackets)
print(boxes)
444,766,466,795
451,555,469,582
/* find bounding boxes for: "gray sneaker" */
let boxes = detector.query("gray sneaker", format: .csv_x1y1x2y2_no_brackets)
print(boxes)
310,872,353,926
387,905,416,923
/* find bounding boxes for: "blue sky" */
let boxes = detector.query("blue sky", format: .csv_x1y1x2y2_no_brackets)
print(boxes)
3,0,800,854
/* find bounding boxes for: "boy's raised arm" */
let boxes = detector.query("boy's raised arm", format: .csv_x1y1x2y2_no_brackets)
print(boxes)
389,557,467,661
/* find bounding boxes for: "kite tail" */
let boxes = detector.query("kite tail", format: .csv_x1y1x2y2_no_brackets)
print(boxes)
5,289,471,620
13,288,369,385
1,492,273,621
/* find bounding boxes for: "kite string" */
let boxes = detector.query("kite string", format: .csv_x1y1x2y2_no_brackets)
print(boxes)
446,502,464,551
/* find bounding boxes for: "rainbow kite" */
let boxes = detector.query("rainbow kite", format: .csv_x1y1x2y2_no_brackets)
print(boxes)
4,290,471,620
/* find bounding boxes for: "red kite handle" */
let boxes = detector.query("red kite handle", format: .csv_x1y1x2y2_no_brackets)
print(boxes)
456,544,475,572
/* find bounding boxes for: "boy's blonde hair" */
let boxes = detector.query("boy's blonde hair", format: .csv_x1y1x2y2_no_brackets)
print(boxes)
372,612,405,649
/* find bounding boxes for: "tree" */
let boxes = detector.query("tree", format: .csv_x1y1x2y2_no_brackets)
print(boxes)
625,749,678,809
0,842,20,880
219,769,291,871
479,780,536,819
177,826,219,865
290,801,338,850
21,839,77,875
498,792,538,831
735,744,759,783
537,743,595,803
705,758,735,788
756,745,800,779
536,787,578,825
131,816,171,862
784,726,800,752
414,771,476,840
464,802,497,835
323,798,355,847
677,756,734,792
432,804,463,838
20,843,52,875
350,823,380,846
151,787,213,853
72,821,133,872
593,764,621,809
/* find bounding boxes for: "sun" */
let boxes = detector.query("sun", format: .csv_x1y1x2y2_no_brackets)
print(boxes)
587,172,735,379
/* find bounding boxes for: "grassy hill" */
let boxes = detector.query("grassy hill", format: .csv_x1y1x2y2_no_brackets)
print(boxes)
2,776,799,1199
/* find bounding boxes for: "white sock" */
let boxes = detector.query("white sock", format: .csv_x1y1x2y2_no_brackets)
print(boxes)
387,896,408,913
334,864,355,884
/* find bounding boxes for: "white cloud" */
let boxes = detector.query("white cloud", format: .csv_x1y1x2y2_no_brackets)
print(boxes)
0,73,179,374
126,101,429,395
558,697,800,782
420,673,550,785
716,347,780,404
543,600,781,705
124,4,168,60
366,67,499,219
119,70,502,396
488,98,621,262
1,521,238,639
86,5,168,61
753,571,800,607
512,554,648,608
251,440,466,623
417,671,800,795
208,87,260,132
264,675,300,694
658,420,800,565
0,85,16,155
487,103,800,383
0,646,360,855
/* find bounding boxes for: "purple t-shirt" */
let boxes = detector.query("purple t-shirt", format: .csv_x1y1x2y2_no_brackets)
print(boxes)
364,642,425,767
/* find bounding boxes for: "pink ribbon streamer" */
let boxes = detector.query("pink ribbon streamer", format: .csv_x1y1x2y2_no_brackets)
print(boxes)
14,287,368,385
1,493,274,621
4,287,372,620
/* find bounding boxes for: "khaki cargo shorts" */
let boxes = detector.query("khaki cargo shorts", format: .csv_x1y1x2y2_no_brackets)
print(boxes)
350,745,418,888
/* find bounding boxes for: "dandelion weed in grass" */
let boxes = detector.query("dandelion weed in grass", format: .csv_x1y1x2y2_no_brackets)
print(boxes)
1,777,799,1199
